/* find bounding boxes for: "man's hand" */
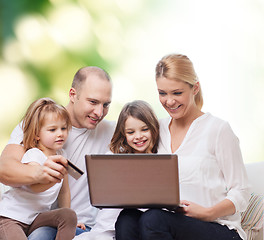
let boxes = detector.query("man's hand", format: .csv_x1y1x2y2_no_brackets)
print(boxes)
37,155,68,184
0,144,68,187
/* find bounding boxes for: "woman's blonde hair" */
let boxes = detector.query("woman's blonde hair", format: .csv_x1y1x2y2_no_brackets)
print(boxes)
155,54,203,110
109,100,160,153
21,97,71,151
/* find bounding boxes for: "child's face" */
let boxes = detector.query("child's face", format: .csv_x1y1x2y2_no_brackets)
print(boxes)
124,116,152,153
37,113,69,156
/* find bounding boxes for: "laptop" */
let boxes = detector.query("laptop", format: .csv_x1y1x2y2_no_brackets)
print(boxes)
85,154,180,209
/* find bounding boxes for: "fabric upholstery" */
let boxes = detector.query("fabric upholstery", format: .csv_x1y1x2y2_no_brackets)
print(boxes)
241,193,264,240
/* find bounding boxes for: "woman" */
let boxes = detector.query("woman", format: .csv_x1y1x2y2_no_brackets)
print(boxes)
115,54,251,240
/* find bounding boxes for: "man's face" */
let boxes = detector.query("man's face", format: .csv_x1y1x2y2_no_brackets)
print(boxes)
70,75,112,129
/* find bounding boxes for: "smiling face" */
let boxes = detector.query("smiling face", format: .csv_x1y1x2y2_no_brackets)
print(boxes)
156,77,199,120
124,116,152,153
69,74,112,129
37,113,69,156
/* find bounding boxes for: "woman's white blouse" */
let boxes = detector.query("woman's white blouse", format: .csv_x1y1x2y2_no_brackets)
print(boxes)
158,112,251,240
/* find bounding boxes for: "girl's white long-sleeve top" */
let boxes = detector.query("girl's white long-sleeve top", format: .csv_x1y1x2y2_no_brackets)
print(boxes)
158,112,251,240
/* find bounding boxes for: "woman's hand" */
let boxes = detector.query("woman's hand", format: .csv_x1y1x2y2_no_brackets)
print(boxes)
180,200,214,222
180,198,236,222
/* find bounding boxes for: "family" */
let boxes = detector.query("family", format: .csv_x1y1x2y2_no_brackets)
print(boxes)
0,53,251,240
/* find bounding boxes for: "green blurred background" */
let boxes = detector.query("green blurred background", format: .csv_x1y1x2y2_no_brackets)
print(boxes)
0,0,263,163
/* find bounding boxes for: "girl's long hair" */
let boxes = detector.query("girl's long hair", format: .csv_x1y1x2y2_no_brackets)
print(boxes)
109,100,159,153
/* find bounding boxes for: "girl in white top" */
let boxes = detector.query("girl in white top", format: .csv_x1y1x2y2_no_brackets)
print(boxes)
73,100,160,240
115,54,251,240
0,98,77,240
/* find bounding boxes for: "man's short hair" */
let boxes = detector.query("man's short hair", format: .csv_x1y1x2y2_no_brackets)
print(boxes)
72,66,111,93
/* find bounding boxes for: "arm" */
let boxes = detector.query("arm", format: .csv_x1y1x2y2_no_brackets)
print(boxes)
180,121,250,222
58,174,87,230
215,122,251,212
28,162,58,192
57,174,71,208
181,199,235,222
0,144,68,187
0,144,35,186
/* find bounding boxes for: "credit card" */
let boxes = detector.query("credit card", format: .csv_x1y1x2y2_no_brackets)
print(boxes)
67,160,84,180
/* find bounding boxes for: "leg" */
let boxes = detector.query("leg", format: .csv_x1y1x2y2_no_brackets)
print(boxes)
0,216,28,240
28,208,77,240
139,209,242,240
27,225,90,239
115,209,143,240
27,226,57,240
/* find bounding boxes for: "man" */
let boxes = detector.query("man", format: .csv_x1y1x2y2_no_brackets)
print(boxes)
0,66,115,239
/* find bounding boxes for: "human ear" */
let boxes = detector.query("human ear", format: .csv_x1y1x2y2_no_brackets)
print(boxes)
193,82,200,95
69,88,77,102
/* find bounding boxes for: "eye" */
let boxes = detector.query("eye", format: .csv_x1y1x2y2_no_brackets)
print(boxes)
173,91,183,95
103,102,111,108
89,100,97,105
49,129,56,132
126,131,134,135
61,127,67,131
142,128,149,132
158,91,166,96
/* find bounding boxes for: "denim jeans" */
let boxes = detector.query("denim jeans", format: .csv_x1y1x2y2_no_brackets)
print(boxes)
115,209,243,240
27,225,91,240
27,226,57,240
75,225,91,235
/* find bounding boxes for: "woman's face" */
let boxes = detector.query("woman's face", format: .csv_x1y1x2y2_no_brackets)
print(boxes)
156,77,199,120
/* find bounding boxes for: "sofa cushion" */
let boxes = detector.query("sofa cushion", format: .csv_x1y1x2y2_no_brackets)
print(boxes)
241,193,264,240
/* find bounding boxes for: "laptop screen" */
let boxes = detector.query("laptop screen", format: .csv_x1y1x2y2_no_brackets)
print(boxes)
85,154,179,209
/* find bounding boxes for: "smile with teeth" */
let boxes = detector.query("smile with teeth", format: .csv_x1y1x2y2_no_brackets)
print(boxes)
134,139,148,146
167,104,182,110
88,116,99,122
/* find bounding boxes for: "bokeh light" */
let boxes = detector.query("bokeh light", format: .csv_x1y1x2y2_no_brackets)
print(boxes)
0,0,264,163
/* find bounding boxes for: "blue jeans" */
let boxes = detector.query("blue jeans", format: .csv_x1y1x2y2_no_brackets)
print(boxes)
115,209,243,240
75,225,91,235
27,225,91,240
27,226,56,240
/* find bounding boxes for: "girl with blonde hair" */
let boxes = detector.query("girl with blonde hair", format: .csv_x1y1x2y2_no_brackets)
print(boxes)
0,98,77,240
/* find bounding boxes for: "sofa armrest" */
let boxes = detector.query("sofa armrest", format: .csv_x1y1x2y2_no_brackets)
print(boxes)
241,193,264,240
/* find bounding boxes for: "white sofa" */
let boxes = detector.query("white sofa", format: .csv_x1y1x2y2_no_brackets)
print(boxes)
1,162,264,240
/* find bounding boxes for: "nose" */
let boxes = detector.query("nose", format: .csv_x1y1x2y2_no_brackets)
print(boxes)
94,104,104,119
135,131,143,139
166,96,176,106
57,129,63,136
